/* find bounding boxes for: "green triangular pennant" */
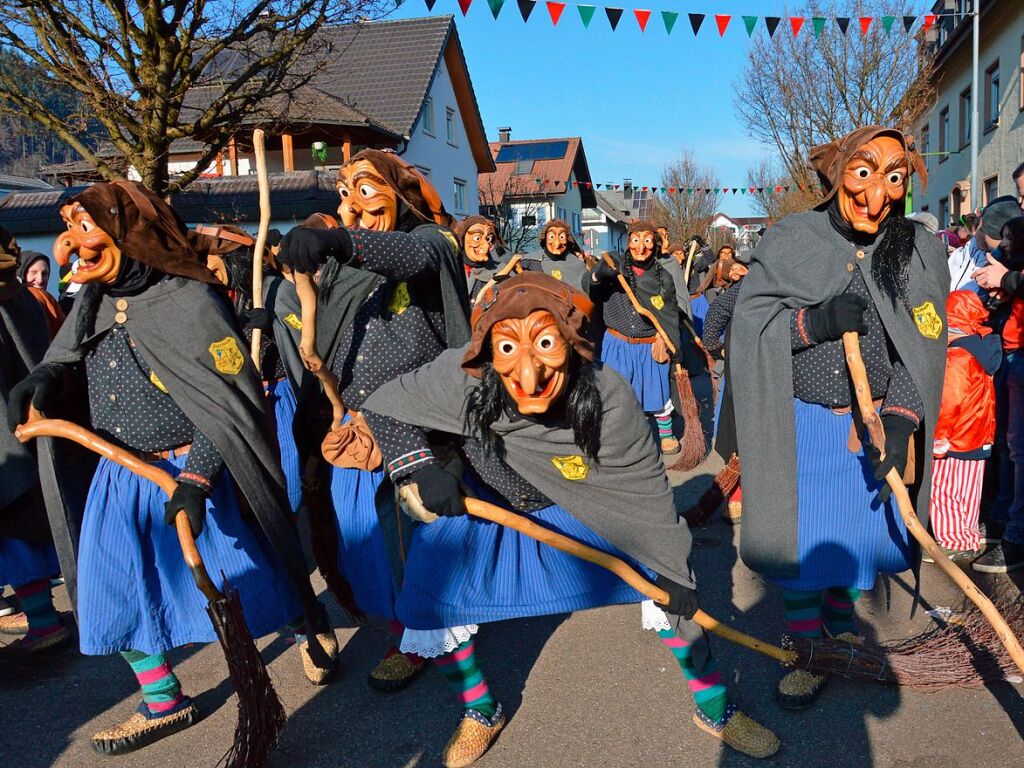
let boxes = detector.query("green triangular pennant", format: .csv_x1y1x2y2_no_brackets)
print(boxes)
577,4,595,27
882,15,895,33
487,0,505,18
661,10,678,34
742,16,757,37
812,17,825,37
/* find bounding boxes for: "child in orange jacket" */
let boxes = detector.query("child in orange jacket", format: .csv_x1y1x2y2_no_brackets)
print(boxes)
930,290,1001,561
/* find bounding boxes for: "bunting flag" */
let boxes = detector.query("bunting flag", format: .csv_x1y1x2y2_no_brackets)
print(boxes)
859,17,872,35
577,3,595,27
634,8,650,31
765,16,780,38
922,14,936,32
742,15,757,37
546,1,564,24
688,12,704,36
882,15,895,33
605,6,622,29
789,16,805,36
424,0,437,10
714,14,730,36
835,16,850,35
902,15,916,33
487,0,504,18
457,0,472,15
661,10,678,34
517,0,535,21
812,16,826,37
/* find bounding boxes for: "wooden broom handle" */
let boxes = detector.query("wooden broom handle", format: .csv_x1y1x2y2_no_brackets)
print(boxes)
601,251,677,357
472,253,522,306
842,333,1024,676
15,410,222,603
292,270,346,431
461,497,795,665
250,128,270,365
682,240,698,287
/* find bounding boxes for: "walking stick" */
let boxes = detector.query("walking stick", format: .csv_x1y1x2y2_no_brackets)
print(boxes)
682,240,698,287
600,252,706,469
472,253,522,307
842,331,1024,677
292,271,345,430
249,129,271,366
16,412,285,768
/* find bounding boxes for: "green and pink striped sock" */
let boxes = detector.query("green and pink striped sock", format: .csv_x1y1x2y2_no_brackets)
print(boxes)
657,628,728,723
433,639,497,718
655,413,673,439
782,588,824,639
822,587,861,637
121,650,186,715
13,579,60,640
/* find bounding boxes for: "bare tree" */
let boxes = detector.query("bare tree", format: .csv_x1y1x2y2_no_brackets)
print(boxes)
0,0,394,195
659,151,722,241
478,174,548,255
745,158,821,222
734,0,935,199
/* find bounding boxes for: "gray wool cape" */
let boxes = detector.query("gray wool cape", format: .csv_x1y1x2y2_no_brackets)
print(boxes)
729,210,949,581
38,278,325,649
522,249,592,292
362,347,696,592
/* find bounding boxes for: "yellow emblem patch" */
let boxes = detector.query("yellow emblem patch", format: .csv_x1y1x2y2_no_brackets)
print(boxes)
284,312,303,330
651,294,665,310
442,230,460,255
208,336,245,375
552,455,589,481
388,282,411,315
149,371,168,393
912,300,943,340
551,269,563,281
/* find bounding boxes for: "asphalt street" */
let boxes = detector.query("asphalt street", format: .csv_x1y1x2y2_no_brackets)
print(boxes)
2,452,1023,768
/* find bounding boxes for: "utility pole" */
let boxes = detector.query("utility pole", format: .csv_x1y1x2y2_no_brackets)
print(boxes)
970,0,980,208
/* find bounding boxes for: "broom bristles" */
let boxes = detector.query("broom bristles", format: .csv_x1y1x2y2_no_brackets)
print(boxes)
306,475,367,624
667,367,707,471
212,584,287,768
683,454,740,527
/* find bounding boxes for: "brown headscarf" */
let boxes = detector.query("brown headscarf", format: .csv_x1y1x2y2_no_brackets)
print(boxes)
342,149,452,229
809,125,928,204
454,215,506,249
539,219,583,255
69,181,217,284
462,271,594,377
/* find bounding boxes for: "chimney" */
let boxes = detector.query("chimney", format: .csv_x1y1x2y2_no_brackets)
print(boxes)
623,178,633,197
498,127,511,144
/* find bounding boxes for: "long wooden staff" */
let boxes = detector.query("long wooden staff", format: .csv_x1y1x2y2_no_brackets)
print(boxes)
473,253,522,306
293,272,345,431
682,239,698,287
842,331,1024,676
250,128,271,365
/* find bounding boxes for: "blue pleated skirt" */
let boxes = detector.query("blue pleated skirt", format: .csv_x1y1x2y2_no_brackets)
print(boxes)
690,294,709,336
329,441,397,620
600,331,670,413
396,487,651,631
77,455,302,656
771,399,913,592
0,536,59,589
267,378,302,514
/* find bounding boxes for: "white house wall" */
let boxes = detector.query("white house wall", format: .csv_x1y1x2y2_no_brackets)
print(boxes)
400,55,480,220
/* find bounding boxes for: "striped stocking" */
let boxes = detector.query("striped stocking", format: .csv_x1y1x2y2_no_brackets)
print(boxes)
657,628,728,723
121,650,186,715
433,639,497,718
655,412,674,439
781,588,823,639
13,579,60,640
822,587,861,638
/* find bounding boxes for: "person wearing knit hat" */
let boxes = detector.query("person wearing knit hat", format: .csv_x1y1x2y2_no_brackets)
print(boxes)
928,291,1000,564
360,271,779,765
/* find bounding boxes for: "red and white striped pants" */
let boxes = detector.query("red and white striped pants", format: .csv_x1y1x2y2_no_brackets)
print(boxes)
930,456,984,551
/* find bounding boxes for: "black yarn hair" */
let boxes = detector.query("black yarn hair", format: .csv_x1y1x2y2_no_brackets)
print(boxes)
464,354,603,460
871,212,915,313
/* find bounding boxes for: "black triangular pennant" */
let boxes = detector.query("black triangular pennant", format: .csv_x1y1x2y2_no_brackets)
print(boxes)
425,0,437,9
836,16,850,35
517,0,535,22
688,12,705,36
764,16,780,37
902,15,916,33
605,6,623,30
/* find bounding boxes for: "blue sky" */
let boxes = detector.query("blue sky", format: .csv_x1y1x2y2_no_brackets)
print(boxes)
391,1,801,217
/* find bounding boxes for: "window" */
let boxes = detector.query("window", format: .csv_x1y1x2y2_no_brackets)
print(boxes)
536,207,547,226
952,186,963,221
453,179,466,212
422,98,434,135
959,88,971,147
939,196,950,229
939,106,949,159
985,175,999,205
521,214,537,227
445,107,457,145
985,61,1000,128
921,124,930,168
572,212,581,234
556,206,567,222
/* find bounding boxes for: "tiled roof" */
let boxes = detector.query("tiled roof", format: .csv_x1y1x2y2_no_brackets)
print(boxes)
479,137,596,207
0,189,83,234
0,174,54,192
591,190,632,225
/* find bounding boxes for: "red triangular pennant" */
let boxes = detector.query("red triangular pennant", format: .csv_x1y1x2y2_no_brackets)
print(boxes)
572,180,578,187
668,187,676,195
749,186,757,193
859,17,872,35
634,9,651,32
923,14,936,32
458,0,472,15
774,186,782,192
546,1,564,25
715,14,731,36
789,16,804,36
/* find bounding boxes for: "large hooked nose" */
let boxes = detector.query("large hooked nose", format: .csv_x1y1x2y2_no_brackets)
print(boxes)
865,182,888,219
53,229,80,267
514,353,543,395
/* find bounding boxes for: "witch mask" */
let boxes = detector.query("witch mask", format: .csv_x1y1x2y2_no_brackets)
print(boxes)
463,221,496,264
491,309,569,414
55,202,122,285
628,227,657,264
545,225,570,257
337,159,399,232
838,136,909,234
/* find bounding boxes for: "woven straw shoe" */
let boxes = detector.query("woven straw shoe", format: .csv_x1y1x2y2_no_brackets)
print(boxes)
91,699,198,756
776,668,827,709
300,629,340,685
660,437,681,455
0,611,29,635
441,704,506,768
693,705,780,759
15,624,72,653
722,500,742,524
367,651,427,692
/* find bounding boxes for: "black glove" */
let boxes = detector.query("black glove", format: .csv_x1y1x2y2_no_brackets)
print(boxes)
864,414,916,503
277,227,353,274
410,463,465,518
592,259,619,284
805,293,869,343
164,483,208,538
654,573,699,620
244,307,274,332
7,363,68,432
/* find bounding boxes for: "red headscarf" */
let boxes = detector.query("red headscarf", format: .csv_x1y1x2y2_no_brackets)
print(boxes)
946,290,990,337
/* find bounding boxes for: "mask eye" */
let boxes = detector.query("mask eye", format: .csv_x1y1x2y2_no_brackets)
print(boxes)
80,219,93,233
536,334,557,351
66,221,73,231
887,171,904,185
338,187,350,199
854,166,871,179
497,340,516,355
359,184,376,198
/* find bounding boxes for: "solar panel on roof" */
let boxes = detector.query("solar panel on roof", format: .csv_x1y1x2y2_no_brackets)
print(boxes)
495,141,570,164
